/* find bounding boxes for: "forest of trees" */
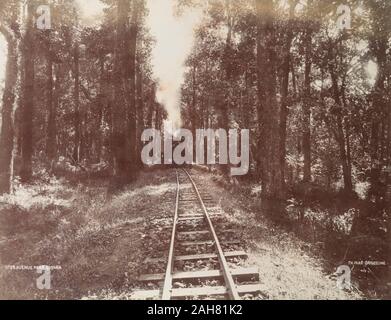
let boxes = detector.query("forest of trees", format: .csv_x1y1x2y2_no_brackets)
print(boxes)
0,0,389,299
180,0,390,215
0,0,167,194
0,0,389,221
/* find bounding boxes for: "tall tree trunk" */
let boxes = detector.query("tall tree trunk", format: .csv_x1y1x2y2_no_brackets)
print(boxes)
147,84,156,128
369,39,387,200
329,61,353,193
111,0,133,187
96,57,106,162
191,64,197,134
366,0,390,203
302,28,312,182
135,56,144,169
242,67,251,130
217,0,234,174
46,43,56,161
0,29,18,194
20,3,35,182
279,0,298,190
256,0,284,203
73,41,81,163
125,0,140,179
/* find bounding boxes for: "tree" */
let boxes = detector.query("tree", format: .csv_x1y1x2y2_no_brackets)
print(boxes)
279,0,299,189
111,0,142,187
256,0,283,202
366,0,390,201
0,1,20,194
301,0,316,183
19,2,36,182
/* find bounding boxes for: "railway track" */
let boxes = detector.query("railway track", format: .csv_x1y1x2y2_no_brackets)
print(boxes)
131,169,262,300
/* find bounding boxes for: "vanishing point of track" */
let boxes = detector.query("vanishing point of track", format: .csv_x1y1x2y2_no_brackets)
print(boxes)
132,169,262,300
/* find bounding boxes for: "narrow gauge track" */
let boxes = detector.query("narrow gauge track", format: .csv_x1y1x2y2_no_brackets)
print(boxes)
132,169,262,300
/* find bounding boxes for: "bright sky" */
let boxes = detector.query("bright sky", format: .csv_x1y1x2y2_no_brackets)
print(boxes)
146,0,202,127
76,0,202,126
366,60,378,86
75,0,105,26
76,0,202,127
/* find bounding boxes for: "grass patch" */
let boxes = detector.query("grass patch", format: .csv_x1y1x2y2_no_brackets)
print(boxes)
0,170,176,300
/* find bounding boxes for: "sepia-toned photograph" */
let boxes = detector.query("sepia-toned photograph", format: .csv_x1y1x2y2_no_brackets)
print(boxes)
0,0,389,302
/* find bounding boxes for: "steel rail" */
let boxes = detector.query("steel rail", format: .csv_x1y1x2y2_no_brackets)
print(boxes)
161,170,180,300
183,169,240,300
